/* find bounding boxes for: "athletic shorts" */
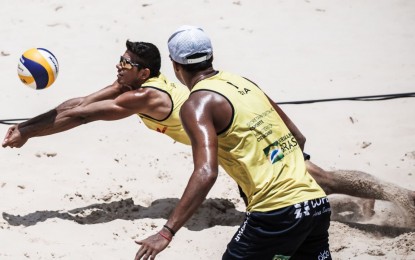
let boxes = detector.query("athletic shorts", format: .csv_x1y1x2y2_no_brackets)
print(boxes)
222,197,332,260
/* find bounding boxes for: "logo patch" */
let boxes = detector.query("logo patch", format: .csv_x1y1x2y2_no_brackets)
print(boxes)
294,201,310,219
263,141,284,164
156,126,167,133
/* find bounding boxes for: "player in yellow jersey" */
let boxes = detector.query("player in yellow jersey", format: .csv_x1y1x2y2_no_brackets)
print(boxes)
135,25,331,260
2,40,190,147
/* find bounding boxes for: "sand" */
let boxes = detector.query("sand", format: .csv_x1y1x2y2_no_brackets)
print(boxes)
0,0,414,259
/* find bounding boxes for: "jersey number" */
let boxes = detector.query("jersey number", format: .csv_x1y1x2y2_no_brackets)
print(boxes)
227,81,251,95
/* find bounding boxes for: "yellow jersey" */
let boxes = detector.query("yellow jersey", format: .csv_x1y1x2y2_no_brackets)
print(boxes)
138,73,191,145
191,71,326,212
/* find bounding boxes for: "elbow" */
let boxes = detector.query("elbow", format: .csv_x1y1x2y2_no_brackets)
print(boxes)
196,167,218,187
207,171,218,185
297,135,306,150
300,135,306,146
203,169,218,186
205,173,218,192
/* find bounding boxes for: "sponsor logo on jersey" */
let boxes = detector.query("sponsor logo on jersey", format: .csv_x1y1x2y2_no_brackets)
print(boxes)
263,141,284,164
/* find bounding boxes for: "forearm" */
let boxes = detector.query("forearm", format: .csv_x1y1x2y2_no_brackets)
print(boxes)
18,109,86,139
165,169,217,233
16,83,126,139
17,97,86,139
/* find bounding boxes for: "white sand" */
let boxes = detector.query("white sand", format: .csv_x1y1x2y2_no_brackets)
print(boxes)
0,0,414,259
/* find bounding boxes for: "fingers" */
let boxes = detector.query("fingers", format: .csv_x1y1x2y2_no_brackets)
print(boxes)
135,247,156,260
2,130,13,148
2,125,27,148
134,233,168,260
135,242,148,260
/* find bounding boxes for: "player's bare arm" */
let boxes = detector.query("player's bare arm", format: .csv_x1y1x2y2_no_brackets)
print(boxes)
64,87,172,123
135,91,229,259
1,81,127,148
266,95,306,151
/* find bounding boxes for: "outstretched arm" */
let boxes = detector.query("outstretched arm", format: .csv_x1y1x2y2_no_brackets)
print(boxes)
2,81,132,148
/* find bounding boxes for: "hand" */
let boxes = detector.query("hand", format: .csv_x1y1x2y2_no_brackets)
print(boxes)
134,232,171,260
2,125,28,148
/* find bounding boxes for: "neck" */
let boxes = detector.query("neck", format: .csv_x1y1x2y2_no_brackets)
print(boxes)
189,68,217,88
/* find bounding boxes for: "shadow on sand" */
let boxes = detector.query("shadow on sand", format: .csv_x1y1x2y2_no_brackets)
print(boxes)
2,197,245,231
3,197,414,237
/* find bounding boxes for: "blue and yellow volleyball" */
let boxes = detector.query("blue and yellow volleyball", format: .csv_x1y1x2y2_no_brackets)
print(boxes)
17,48,59,90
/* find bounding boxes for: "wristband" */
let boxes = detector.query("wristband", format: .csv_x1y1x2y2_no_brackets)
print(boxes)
163,225,176,236
158,231,172,242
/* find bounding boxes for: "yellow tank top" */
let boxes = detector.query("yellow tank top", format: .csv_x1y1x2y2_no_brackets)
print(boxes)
138,73,191,145
191,71,326,212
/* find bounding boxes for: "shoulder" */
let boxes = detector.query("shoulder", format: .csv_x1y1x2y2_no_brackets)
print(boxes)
181,90,231,122
135,86,171,102
188,88,230,107
116,87,165,105
114,86,173,119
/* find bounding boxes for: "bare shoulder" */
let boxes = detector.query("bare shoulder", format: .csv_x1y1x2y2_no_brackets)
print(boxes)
185,90,226,107
115,87,172,119
181,91,210,117
118,87,168,106
181,90,232,133
186,90,231,113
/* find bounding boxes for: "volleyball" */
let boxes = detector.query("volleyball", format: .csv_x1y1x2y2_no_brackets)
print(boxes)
17,48,59,90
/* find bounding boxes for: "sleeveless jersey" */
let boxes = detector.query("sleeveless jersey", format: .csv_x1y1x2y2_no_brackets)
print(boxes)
138,73,191,145
191,71,326,212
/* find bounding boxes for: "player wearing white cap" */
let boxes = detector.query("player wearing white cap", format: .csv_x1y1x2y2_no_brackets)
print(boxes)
135,25,332,260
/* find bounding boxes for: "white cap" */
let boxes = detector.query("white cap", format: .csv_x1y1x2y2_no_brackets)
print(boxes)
167,25,213,64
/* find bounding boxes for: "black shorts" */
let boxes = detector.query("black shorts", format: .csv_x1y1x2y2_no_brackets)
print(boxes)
222,197,332,260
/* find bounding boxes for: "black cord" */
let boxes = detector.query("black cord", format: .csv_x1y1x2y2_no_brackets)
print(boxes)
277,92,415,105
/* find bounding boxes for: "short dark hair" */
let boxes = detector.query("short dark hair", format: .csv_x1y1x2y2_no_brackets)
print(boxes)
126,40,161,77
180,53,213,73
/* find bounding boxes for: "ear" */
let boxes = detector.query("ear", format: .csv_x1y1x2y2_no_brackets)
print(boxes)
172,60,180,73
139,68,151,80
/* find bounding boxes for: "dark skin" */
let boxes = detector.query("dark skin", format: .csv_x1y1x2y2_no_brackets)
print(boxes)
135,59,261,258
134,63,228,259
2,50,172,148
134,57,415,258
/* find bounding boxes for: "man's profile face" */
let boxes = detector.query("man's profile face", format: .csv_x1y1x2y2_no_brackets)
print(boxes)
116,50,142,87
